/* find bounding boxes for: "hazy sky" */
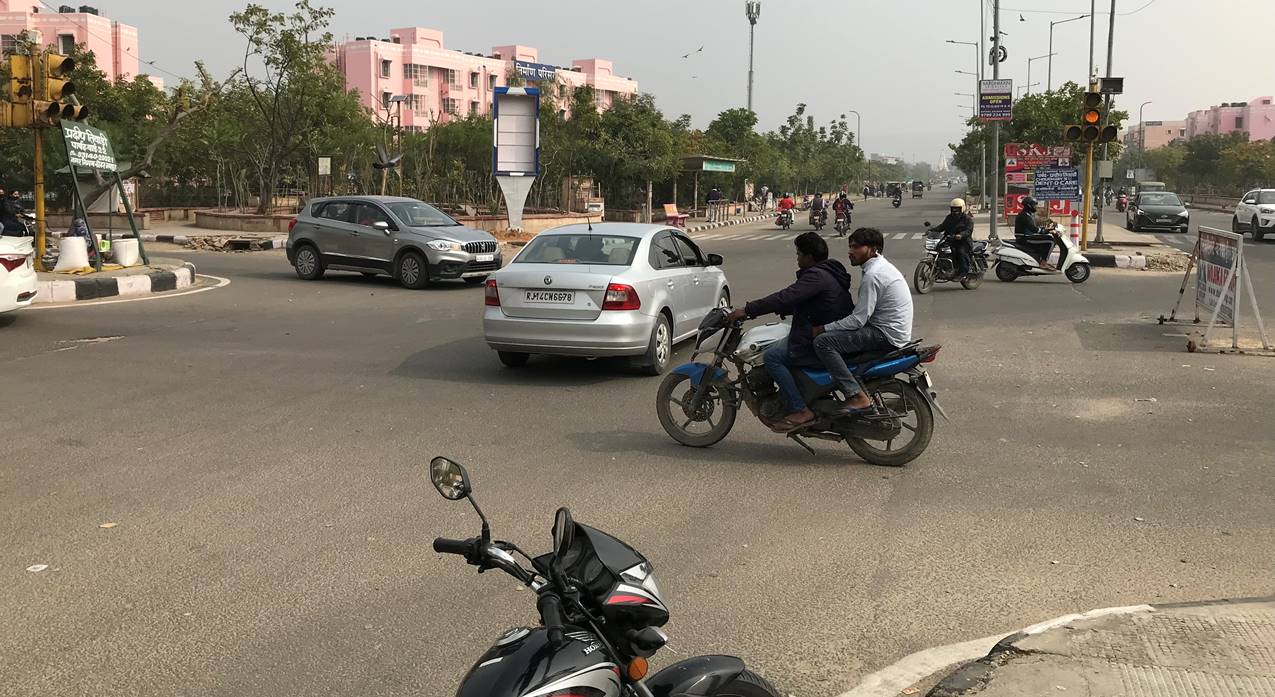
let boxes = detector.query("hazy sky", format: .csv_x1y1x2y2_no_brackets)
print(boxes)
77,0,1275,166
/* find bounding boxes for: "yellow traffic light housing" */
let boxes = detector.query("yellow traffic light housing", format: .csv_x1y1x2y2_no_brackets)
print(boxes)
43,52,76,103
1082,91,1103,126
1063,125,1084,142
8,53,33,103
0,102,35,128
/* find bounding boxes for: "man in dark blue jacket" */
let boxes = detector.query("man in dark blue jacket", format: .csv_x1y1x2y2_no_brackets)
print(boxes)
727,232,854,430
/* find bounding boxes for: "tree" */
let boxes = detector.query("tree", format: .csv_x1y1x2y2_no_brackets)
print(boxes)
227,0,342,213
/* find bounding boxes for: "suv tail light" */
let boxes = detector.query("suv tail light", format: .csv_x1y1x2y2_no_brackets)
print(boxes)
601,283,641,311
0,254,26,272
288,218,298,233
484,278,500,306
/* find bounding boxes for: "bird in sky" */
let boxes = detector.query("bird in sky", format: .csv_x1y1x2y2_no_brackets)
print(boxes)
681,45,704,59
1019,13,1026,21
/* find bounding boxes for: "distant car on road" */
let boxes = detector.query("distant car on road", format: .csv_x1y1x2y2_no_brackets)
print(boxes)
0,232,38,315
1233,189,1275,241
1126,191,1189,233
482,223,728,374
286,196,500,289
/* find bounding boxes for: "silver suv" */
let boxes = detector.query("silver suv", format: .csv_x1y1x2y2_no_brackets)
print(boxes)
1233,189,1275,242
286,196,501,288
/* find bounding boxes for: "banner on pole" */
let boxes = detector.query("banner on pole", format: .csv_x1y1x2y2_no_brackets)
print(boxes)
978,79,1013,121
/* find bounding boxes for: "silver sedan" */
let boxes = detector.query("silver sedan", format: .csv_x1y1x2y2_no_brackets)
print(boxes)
482,223,729,374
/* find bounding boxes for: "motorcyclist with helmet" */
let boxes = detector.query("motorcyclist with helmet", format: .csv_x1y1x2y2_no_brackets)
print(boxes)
929,198,975,279
1014,196,1056,270
831,192,854,234
809,192,828,227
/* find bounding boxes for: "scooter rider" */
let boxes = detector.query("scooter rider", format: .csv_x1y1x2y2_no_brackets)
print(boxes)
1014,197,1056,270
930,198,975,278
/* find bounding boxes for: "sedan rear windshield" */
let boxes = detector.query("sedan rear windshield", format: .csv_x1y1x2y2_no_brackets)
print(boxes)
1138,193,1183,207
386,201,460,227
515,234,639,265
1260,191,1275,204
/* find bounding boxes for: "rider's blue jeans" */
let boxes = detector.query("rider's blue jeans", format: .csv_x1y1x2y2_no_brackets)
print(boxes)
763,338,823,414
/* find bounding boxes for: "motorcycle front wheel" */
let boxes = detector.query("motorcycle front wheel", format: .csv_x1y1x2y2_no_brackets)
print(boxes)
846,382,934,467
912,260,935,294
712,669,782,697
656,373,737,447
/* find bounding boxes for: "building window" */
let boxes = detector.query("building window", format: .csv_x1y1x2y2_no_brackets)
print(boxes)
470,100,479,115
488,74,496,90
381,92,392,109
558,83,567,97
405,63,429,87
469,71,479,89
446,69,458,86
57,34,74,54
1,35,18,55
1235,117,1244,129
444,98,458,114
380,59,392,78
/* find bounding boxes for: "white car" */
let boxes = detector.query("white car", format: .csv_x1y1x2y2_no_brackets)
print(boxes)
1233,189,1275,242
482,223,729,374
0,234,38,315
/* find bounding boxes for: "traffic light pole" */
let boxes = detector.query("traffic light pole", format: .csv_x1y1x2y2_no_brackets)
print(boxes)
1093,0,1117,248
1081,139,1094,250
32,128,46,270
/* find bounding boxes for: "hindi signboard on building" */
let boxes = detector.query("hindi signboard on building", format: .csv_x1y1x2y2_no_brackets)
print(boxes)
978,79,1013,121
513,60,558,83
60,122,117,172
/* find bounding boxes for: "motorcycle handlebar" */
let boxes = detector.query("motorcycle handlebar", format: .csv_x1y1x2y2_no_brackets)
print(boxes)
537,592,566,647
432,537,474,556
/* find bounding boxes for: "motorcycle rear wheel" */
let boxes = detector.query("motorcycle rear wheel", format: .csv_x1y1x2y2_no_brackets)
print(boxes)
712,669,782,697
912,260,935,294
846,382,933,467
656,373,737,447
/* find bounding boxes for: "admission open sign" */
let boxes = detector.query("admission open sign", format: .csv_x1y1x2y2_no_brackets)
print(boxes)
61,122,117,172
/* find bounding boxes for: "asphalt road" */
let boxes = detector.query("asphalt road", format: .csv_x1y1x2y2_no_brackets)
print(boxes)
3,191,1273,697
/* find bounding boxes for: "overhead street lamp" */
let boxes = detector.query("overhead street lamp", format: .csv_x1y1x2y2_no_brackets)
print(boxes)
948,39,986,209
745,1,761,112
1016,83,1040,97
1138,100,1153,166
1048,14,1087,91
1026,53,1055,95
846,109,868,183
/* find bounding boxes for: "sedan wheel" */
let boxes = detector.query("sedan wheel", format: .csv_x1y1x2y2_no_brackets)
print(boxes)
639,315,672,376
396,251,429,290
717,290,731,310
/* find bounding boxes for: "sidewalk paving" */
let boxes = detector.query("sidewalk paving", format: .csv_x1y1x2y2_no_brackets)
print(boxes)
928,596,1275,697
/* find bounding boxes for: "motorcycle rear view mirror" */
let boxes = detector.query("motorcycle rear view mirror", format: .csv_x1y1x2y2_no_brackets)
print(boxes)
923,221,931,227
429,457,471,501
552,507,575,556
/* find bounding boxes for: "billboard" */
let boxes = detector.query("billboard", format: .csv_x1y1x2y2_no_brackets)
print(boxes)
61,122,117,172
978,79,1013,121
492,87,540,176
1004,143,1072,172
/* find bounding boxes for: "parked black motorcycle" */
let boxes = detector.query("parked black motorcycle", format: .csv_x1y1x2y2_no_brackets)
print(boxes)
428,457,782,697
912,223,989,293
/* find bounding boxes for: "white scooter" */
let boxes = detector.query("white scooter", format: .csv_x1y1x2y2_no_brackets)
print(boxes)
991,222,1091,283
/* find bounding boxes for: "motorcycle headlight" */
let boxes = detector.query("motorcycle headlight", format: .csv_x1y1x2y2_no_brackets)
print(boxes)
426,239,463,252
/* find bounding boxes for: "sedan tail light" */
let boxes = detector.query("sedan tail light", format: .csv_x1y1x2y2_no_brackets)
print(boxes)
601,283,641,311
484,278,500,306
0,254,26,272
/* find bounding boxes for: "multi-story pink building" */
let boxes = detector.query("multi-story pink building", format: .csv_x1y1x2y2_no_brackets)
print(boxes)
1183,97,1275,142
1122,120,1186,150
333,26,638,132
0,2,139,81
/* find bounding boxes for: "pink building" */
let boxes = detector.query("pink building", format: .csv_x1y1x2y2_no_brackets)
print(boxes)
0,2,139,81
1183,97,1275,141
332,27,638,131
1122,120,1185,150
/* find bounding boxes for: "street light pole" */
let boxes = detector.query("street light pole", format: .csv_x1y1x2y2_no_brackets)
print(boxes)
949,40,985,209
1138,100,1152,165
847,109,865,185
1026,53,1054,95
990,0,1001,241
745,1,761,112
1047,15,1087,91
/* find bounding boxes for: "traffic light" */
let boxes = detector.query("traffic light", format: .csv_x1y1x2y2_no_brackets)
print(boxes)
7,53,33,103
1062,90,1119,144
0,102,35,128
31,52,85,125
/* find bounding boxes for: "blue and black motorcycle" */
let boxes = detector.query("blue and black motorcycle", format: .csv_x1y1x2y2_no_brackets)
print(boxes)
656,309,947,466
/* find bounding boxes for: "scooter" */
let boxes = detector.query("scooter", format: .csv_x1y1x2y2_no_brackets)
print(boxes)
991,222,1091,283
427,457,782,697
891,194,902,209
775,209,793,230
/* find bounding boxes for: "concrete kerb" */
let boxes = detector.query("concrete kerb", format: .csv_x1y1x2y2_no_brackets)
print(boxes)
837,596,1275,697
685,213,772,233
32,262,197,304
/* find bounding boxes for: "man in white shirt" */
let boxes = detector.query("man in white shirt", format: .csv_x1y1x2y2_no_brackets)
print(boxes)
811,227,914,414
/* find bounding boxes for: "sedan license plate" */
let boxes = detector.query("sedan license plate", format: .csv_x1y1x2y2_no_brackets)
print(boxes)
1157,217,1172,223
476,253,494,262
524,290,575,304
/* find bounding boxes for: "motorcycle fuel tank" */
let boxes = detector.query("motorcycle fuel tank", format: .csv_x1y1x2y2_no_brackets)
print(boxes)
454,626,621,697
735,321,789,364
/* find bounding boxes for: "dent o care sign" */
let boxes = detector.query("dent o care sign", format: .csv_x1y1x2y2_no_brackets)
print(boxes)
61,122,117,172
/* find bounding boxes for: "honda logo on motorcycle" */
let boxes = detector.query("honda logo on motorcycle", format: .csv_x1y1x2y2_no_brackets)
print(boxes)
543,275,552,286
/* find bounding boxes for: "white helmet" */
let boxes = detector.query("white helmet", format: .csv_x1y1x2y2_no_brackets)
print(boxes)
950,198,967,211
